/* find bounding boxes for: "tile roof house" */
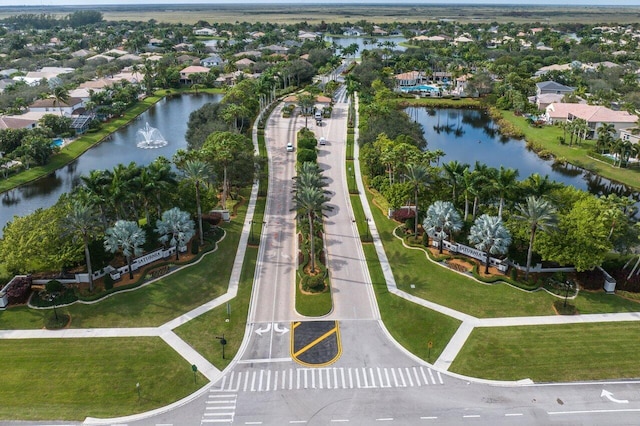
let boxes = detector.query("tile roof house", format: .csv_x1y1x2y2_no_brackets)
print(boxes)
179,65,210,84
29,97,84,117
536,81,576,96
394,71,426,86
234,58,255,69
0,115,38,130
544,103,638,138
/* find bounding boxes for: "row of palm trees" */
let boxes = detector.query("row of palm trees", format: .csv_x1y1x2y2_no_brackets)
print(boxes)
292,162,332,274
596,123,640,168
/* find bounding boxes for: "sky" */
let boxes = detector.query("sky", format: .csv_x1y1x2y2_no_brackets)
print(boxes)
2,0,639,6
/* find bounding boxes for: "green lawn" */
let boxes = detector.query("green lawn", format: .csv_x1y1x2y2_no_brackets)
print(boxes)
175,196,265,369
361,193,461,361
450,322,640,382
295,279,332,317
369,201,640,317
0,337,206,421
0,197,248,329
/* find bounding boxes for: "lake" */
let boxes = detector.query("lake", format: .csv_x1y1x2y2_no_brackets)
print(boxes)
1,93,222,234
406,107,638,199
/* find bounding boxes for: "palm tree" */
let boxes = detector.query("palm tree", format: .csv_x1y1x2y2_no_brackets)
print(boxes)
61,201,101,292
459,167,478,221
404,163,432,236
468,214,511,274
179,159,214,246
492,166,519,219
521,173,561,198
423,201,463,254
442,160,467,203
513,196,557,280
292,186,332,273
52,85,70,116
104,220,146,280
155,207,195,261
297,92,316,128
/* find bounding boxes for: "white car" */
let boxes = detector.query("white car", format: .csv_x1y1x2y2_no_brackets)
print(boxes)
319,137,326,145
286,142,294,152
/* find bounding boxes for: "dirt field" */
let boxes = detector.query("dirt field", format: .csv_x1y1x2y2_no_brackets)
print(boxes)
1,4,639,25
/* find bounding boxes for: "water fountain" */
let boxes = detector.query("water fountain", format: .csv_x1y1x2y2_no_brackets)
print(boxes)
136,122,168,149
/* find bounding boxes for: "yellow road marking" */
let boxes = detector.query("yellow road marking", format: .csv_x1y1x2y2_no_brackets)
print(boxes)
292,321,301,329
293,326,337,358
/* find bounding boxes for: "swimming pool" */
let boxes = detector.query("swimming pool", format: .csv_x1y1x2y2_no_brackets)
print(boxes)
400,85,439,92
51,138,63,147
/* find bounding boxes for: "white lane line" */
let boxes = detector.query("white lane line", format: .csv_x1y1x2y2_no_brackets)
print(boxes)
218,375,227,390
250,371,257,392
201,420,233,423
437,371,444,384
369,368,377,388
549,408,640,415
362,368,369,387
289,368,293,390
505,413,523,417
463,415,481,418
413,367,421,386
420,417,438,420
384,368,391,388
258,369,264,392
405,367,414,387
243,372,249,392
348,368,353,388
355,368,361,388
208,394,236,399
226,372,235,391
290,421,307,424
420,367,429,386
398,368,406,387
304,368,309,389
376,418,393,421
328,368,333,389
391,368,399,387
245,422,263,425
296,368,300,389
206,400,236,404
377,367,384,387
330,420,349,423
274,370,278,391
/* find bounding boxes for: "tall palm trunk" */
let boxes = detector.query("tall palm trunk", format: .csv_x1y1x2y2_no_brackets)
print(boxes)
83,235,94,292
525,225,537,280
195,184,203,245
308,211,316,272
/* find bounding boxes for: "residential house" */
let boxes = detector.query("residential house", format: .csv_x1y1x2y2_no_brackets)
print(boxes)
536,81,575,97
298,31,319,41
234,50,262,58
544,103,638,138
177,54,200,65
394,71,426,87
620,128,640,145
71,49,94,58
29,97,84,117
234,58,255,70
0,115,39,130
201,54,226,68
179,65,210,84
262,45,289,54
0,78,15,93
193,28,216,36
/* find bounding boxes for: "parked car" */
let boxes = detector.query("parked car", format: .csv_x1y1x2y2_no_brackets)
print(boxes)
286,142,294,152
319,137,326,145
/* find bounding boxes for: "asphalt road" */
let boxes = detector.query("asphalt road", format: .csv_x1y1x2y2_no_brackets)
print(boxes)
103,89,640,426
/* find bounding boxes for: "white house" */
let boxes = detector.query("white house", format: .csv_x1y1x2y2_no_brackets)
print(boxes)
28,97,84,117
201,54,226,68
194,28,216,36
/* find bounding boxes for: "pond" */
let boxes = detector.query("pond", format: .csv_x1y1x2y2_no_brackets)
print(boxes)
406,107,639,199
1,93,222,234
324,35,408,53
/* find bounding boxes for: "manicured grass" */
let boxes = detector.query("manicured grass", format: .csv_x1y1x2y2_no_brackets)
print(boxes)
295,279,332,317
396,97,481,109
0,197,248,329
450,322,640,382
360,192,461,361
0,338,206,421
175,196,266,369
369,199,640,317
500,111,640,190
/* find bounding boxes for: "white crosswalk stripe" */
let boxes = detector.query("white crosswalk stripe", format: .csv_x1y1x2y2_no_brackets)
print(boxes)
202,393,236,424
210,366,443,393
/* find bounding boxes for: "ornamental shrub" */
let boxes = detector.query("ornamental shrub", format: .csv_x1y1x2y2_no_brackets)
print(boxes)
104,274,114,291
6,276,31,305
302,274,325,292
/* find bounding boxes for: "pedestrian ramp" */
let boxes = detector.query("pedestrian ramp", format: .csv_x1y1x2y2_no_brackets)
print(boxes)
200,392,236,424
210,366,443,393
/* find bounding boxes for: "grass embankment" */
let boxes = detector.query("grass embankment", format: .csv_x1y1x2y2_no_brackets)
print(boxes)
451,322,640,382
500,111,640,191
396,97,481,109
0,192,248,329
0,337,206,421
0,88,223,194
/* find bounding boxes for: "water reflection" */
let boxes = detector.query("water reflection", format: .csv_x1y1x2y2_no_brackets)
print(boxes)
408,107,639,201
1,94,222,233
